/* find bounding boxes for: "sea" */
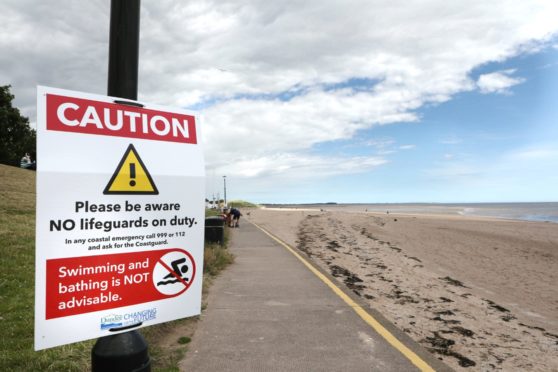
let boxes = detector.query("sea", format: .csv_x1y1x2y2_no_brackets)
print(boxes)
265,202,558,223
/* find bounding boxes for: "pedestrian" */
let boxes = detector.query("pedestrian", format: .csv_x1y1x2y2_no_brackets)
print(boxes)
231,208,242,227
222,208,232,227
20,153,31,168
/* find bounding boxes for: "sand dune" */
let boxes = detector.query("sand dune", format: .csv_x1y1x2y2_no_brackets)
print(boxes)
246,208,558,371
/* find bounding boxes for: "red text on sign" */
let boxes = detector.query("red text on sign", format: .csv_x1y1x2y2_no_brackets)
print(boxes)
46,94,197,144
45,248,196,319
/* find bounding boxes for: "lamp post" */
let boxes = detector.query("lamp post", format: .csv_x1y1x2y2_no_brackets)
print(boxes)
223,175,227,207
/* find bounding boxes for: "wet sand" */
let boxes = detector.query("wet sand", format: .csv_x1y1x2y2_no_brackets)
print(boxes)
245,208,558,371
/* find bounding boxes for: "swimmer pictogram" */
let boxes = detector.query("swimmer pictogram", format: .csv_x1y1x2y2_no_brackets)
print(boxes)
153,250,196,296
157,257,189,286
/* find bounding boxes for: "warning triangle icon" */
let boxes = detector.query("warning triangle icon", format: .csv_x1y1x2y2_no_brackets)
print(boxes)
103,144,159,195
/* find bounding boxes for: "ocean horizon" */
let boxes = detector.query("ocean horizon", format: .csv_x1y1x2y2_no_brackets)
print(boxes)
261,202,558,223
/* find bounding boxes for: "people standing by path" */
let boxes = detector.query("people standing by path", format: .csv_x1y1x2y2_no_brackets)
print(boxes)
230,208,242,227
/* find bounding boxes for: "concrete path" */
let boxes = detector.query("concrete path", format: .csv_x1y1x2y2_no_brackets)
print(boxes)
180,222,448,371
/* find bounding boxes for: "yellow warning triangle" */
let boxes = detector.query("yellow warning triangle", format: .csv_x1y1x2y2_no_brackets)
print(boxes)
103,144,158,195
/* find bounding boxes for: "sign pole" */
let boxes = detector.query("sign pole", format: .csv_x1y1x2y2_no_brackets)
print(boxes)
92,1,150,371
107,0,140,100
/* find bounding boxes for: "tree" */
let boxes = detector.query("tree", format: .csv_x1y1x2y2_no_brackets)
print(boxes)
0,85,36,166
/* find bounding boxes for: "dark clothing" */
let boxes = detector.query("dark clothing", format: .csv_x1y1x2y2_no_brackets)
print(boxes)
230,208,242,227
231,208,241,219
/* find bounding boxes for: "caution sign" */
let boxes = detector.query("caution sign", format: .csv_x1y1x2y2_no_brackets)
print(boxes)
35,86,204,350
103,144,158,195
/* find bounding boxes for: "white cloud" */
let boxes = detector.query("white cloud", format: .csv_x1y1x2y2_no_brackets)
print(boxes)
399,144,416,150
212,153,387,179
476,69,526,94
508,147,558,161
364,139,396,148
426,163,483,179
1,0,558,197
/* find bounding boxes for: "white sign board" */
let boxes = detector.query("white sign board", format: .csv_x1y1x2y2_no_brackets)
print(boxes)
35,86,205,350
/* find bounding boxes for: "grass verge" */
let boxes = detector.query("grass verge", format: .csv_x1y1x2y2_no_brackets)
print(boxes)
228,200,259,208
143,234,233,371
0,164,234,371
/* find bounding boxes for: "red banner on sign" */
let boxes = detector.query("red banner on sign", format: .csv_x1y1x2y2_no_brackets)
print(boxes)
45,248,196,319
46,94,197,144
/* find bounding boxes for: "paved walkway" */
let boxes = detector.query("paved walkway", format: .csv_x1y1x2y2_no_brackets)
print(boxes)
180,222,448,371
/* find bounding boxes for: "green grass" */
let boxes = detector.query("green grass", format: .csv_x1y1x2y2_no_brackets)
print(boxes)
177,336,191,345
0,164,93,371
205,208,223,217
203,241,234,276
0,164,234,371
228,200,259,208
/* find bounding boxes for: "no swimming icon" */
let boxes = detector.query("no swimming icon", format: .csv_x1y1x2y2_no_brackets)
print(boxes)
152,250,196,296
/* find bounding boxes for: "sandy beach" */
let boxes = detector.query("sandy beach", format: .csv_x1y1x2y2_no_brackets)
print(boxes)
245,208,558,371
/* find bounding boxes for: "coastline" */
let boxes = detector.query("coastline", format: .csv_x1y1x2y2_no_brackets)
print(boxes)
246,208,558,371
260,202,558,223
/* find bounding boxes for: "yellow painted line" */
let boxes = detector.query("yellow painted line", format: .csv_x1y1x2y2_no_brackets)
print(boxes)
251,221,436,372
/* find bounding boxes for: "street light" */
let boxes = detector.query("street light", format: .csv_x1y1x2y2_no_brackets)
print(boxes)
223,175,227,207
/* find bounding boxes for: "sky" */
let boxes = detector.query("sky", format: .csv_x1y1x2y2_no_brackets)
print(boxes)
1,0,557,203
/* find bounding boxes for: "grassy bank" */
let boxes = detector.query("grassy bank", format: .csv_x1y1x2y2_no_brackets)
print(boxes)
143,222,234,371
228,200,259,208
0,164,233,371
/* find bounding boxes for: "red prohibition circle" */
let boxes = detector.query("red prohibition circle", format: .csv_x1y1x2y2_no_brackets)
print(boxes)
154,248,196,297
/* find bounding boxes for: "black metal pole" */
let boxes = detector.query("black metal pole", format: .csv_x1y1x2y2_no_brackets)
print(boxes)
107,0,140,100
92,1,150,371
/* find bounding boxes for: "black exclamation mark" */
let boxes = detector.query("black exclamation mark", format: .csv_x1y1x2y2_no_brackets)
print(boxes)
129,163,136,187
